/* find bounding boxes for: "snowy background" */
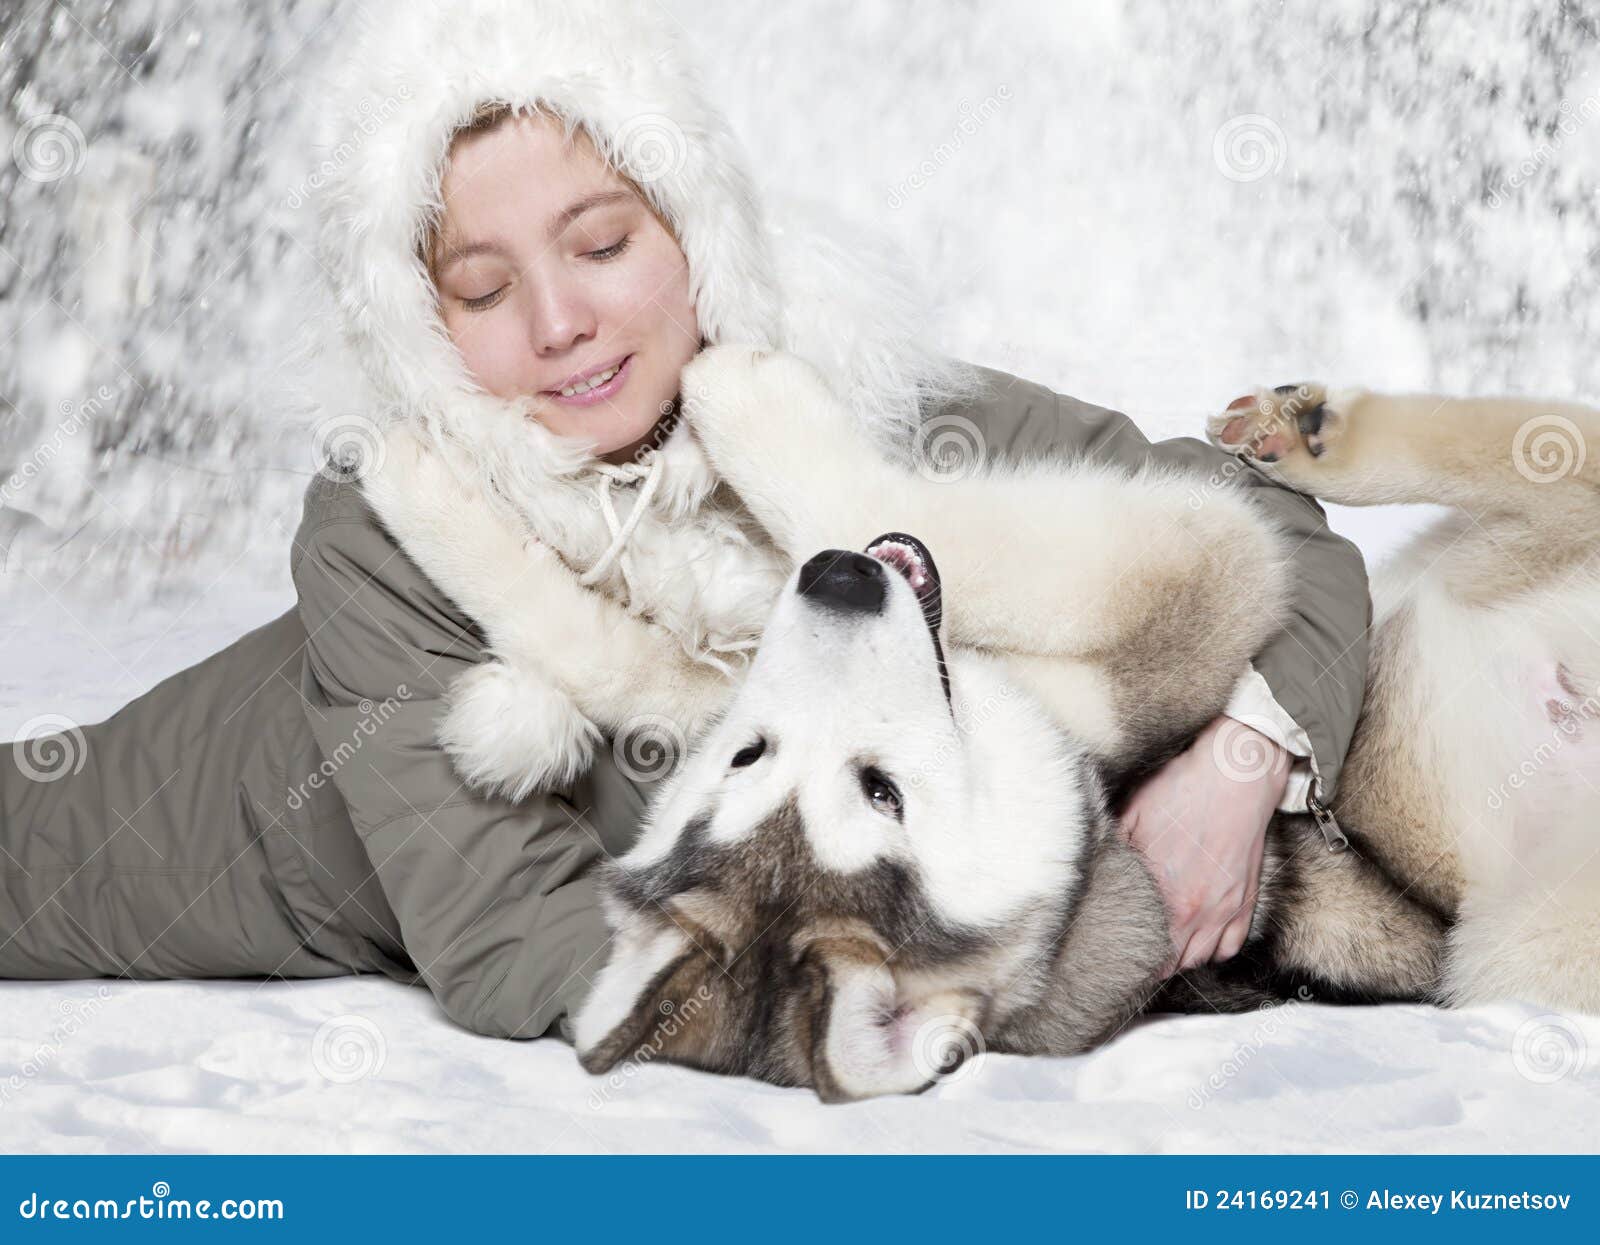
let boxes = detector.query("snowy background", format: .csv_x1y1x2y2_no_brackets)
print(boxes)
3,0,1599,1151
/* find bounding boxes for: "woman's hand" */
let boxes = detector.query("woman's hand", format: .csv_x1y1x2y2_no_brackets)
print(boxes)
1119,715,1290,974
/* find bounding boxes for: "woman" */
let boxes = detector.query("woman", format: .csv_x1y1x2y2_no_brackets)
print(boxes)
0,0,1368,1044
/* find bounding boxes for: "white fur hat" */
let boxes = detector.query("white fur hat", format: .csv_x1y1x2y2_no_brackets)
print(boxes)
308,0,971,500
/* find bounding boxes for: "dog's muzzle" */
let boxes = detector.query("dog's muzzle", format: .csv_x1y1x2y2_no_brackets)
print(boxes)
793,534,952,708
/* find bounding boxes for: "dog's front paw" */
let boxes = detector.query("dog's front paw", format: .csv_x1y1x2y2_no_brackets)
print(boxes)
680,345,875,556
678,344,774,448
1206,384,1344,469
680,345,851,452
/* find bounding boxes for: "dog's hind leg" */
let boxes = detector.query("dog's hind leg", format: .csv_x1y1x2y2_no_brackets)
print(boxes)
1206,385,1600,533
1444,857,1600,1015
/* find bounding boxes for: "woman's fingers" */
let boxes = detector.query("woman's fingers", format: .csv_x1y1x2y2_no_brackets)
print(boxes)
1215,908,1251,962
1216,828,1267,962
1179,922,1228,973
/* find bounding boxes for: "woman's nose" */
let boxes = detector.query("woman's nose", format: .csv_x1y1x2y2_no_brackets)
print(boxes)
524,277,599,356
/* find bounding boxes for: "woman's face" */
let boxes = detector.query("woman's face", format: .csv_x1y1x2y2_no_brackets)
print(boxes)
431,112,700,461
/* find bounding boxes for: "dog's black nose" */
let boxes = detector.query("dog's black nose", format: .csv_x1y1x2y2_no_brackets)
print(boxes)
797,549,886,614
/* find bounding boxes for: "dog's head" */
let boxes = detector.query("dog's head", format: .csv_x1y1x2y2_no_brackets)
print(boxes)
573,534,1096,1101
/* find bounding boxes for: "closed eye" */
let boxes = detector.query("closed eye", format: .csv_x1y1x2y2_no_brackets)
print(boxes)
460,286,506,312
730,738,767,769
586,235,632,261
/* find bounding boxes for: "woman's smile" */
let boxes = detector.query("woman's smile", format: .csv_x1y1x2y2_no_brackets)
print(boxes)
541,352,633,406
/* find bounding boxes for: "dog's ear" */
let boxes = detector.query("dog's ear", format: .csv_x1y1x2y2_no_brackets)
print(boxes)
571,919,724,1075
797,936,990,1103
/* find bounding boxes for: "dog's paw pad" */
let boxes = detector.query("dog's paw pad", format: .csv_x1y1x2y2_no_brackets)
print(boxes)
1207,384,1340,465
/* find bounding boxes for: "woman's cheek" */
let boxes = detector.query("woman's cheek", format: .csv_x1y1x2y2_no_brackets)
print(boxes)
454,311,533,400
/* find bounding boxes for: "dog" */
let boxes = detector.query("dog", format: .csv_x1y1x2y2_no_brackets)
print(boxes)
568,351,1458,1102
1207,384,1600,1012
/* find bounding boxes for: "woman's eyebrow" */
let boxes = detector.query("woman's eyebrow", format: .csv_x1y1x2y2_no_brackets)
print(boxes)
436,235,507,268
435,189,635,271
545,189,634,241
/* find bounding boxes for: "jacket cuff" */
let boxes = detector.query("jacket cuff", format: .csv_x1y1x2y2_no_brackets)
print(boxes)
1222,664,1314,814
473,870,615,1042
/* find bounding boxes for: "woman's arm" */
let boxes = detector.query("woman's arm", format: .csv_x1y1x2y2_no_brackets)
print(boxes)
289,475,639,1039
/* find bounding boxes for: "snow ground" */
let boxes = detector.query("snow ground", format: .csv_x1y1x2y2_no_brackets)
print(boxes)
4,509,1597,1155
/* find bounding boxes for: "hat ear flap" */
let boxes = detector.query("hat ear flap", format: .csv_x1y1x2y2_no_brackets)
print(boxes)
572,921,720,1075
801,937,990,1104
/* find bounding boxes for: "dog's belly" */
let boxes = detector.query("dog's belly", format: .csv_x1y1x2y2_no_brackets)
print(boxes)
1343,553,1600,909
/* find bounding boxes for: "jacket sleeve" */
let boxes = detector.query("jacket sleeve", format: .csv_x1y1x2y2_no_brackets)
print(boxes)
290,481,637,1039
942,365,1371,806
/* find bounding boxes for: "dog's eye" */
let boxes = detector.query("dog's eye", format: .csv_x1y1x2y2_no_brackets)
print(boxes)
860,767,902,819
730,738,767,768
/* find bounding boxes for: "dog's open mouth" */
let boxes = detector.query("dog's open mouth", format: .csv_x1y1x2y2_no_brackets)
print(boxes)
866,533,941,624
866,531,950,705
